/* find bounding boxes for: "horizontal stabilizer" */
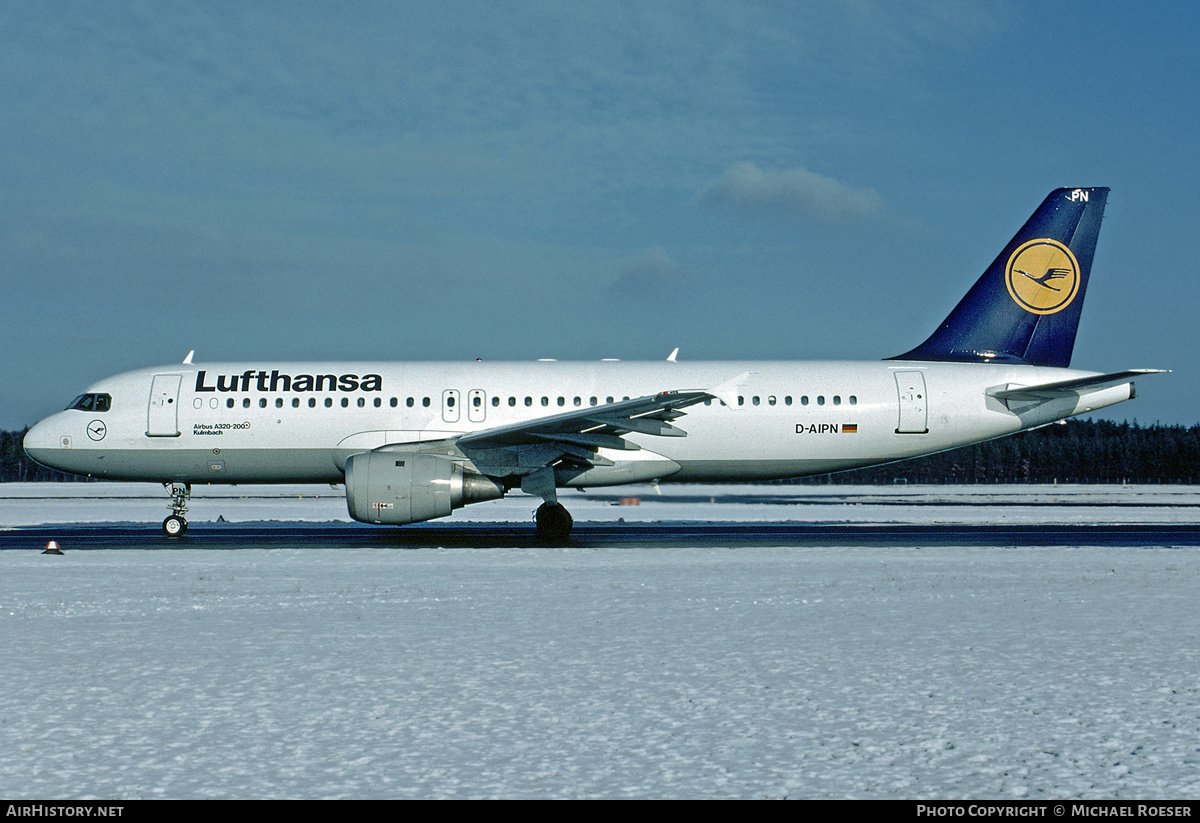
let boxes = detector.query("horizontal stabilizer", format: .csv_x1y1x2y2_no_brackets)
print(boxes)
987,369,1167,402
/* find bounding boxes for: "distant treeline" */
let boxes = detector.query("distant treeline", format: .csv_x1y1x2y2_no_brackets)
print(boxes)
791,419,1200,485
3,419,1200,484
1,428,85,481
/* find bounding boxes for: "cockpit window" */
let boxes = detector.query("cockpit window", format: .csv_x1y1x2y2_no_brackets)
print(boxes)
68,393,112,412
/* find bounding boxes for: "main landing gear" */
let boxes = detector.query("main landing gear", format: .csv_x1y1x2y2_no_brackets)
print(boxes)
522,466,574,542
535,501,573,542
163,482,190,537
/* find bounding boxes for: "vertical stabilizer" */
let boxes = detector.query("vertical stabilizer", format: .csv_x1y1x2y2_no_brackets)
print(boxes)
891,187,1108,368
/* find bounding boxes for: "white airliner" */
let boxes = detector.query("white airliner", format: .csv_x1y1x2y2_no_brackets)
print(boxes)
24,187,1162,539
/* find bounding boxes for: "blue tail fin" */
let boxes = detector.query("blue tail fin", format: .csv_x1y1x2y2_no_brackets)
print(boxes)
891,187,1108,368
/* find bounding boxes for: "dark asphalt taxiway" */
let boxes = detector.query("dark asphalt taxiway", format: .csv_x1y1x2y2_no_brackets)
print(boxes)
5,521,1200,550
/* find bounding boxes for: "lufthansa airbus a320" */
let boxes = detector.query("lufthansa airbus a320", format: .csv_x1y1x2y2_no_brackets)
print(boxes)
24,188,1163,539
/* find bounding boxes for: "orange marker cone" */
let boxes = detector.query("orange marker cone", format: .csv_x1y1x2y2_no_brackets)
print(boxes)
42,540,64,555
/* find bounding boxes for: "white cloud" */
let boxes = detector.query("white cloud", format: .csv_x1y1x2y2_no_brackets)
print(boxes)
699,162,883,224
609,247,686,301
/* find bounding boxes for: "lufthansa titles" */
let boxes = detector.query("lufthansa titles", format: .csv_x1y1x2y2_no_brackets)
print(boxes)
195,370,382,394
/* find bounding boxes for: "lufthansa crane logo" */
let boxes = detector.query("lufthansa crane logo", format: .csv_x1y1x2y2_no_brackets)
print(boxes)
1005,238,1080,315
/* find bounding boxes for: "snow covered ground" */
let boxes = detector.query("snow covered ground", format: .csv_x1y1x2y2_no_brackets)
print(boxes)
4,481,1200,528
2,484,1199,798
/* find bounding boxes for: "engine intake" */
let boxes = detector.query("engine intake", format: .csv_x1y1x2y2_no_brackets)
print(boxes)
345,451,504,525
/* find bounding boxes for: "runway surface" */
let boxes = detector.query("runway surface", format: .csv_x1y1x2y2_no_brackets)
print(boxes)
6,521,1200,550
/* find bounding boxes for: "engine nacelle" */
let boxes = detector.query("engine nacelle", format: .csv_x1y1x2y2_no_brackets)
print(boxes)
345,451,504,525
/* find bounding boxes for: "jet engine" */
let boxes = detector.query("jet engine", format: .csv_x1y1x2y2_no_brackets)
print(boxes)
345,451,504,525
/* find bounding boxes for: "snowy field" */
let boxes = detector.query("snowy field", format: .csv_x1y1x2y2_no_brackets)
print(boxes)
2,484,1200,799
4,481,1200,528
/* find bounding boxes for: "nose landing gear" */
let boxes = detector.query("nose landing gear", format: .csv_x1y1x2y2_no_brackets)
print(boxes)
163,482,190,537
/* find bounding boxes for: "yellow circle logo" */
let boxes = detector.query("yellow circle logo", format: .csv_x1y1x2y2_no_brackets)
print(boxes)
1005,239,1080,315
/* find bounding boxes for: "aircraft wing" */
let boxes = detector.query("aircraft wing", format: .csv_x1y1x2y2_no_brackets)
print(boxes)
987,369,1166,402
454,389,711,480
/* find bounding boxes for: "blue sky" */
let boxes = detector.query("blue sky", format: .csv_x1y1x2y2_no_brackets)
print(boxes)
3,1,1198,429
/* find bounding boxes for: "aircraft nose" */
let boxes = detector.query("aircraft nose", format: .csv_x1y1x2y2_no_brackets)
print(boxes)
23,416,65,469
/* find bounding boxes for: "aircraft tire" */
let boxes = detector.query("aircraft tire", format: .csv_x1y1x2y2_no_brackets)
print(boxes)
535,502,573,542
163,515,188,538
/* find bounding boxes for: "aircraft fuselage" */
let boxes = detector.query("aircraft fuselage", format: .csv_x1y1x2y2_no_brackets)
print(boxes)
23,358,1133,486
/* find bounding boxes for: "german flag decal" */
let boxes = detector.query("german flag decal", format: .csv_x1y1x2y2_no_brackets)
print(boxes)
842,424,858,434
